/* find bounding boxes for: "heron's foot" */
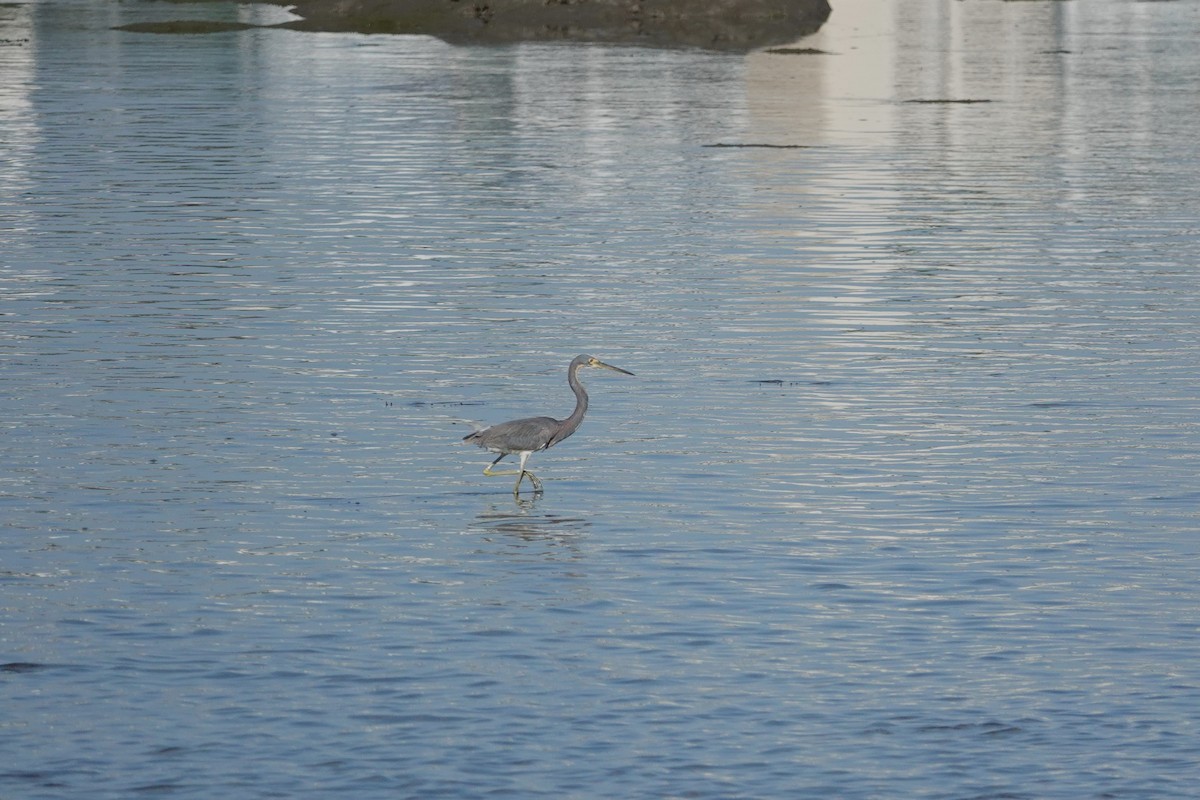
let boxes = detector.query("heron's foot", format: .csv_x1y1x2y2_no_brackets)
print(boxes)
514,470,543,495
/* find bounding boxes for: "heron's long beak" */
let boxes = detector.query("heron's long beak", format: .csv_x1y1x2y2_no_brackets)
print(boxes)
590,358,634,376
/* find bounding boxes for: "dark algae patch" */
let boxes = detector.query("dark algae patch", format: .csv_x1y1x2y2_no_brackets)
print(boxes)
703,143,814,149
765,47,833,55
904,98,994,104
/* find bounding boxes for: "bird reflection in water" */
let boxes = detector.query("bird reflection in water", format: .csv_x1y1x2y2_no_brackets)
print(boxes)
471,506,592,549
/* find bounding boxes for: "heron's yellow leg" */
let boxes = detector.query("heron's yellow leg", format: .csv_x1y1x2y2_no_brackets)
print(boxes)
483,452,519,476
483,453,542,494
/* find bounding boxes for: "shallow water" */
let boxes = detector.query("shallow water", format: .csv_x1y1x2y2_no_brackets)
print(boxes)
3,0,1200,797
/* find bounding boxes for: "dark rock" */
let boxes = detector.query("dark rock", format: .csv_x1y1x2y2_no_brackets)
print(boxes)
281,0,831,51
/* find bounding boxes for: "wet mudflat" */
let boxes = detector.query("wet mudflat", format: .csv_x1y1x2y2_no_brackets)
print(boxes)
3,0,1200,798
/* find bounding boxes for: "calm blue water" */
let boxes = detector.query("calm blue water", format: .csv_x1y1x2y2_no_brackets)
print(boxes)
3,0,1200,797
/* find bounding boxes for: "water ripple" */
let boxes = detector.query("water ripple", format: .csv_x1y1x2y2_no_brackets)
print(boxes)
4,1,1200,798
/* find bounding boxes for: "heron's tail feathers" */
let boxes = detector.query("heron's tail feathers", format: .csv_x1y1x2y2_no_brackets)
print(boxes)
459,419,488,441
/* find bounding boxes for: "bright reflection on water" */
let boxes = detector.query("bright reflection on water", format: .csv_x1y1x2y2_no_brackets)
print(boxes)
3,0,1200,798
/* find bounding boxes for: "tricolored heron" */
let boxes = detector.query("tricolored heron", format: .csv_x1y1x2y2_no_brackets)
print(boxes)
463,355,634,494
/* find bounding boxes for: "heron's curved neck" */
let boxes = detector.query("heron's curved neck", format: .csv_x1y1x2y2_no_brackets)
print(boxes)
556,362,589,440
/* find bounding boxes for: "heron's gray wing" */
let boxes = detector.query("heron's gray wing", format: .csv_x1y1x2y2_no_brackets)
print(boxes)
465,416,560,453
